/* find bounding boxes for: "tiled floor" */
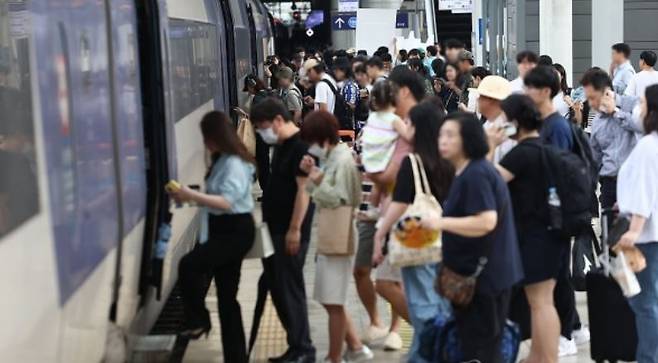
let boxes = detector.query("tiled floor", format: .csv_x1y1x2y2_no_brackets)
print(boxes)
183,219,595,363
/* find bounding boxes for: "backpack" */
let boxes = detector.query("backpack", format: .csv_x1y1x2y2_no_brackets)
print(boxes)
321,79,354,130
529,142,593,237
570,123,599,213
252,88,281,107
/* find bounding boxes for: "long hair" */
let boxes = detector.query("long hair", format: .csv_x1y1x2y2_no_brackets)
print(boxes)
409,102,454,202
553,63,571,94
645,84,658,135
200,111,256,173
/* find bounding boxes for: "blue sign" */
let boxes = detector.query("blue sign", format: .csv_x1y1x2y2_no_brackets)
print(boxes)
396,12,409,29
332,12,357,31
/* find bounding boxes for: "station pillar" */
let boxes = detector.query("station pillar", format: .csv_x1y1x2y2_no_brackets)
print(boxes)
591,0,624,69
539,0,573,84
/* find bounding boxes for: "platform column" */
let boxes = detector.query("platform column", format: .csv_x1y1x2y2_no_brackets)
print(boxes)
539,0,573,84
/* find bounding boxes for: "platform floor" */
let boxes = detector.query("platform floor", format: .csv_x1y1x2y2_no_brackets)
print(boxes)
183,223,594,363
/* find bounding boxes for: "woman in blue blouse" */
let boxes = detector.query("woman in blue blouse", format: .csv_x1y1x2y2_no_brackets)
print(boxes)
169,111,256,363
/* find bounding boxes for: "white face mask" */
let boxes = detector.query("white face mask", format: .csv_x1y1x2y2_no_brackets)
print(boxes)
308,143,327,160
257,127,278,145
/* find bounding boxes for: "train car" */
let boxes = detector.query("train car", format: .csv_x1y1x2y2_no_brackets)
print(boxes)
0,0,274,362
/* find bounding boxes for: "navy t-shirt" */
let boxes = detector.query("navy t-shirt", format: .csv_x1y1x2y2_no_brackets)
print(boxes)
442,159,524,294
540,112,573,151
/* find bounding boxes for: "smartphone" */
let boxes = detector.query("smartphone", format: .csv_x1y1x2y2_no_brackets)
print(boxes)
503,123,518,137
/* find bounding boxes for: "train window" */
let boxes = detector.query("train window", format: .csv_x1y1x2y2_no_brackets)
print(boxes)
0,0,40,238
168,19,219,121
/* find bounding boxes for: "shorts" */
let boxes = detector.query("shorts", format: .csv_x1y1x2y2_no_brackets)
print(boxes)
355,221,376,268
375,254,402,282
314,254,354,305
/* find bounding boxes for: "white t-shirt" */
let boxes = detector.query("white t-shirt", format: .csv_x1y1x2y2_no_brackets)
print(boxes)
483,113,517,164
617,132,658,244
553,91,571,118
315,73,337,114
510,77,524,94
624,69,658,98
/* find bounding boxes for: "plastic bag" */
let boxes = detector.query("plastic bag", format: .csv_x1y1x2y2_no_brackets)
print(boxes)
610,252,642,297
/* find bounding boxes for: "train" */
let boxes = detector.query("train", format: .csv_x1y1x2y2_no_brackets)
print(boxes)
0,0,274,361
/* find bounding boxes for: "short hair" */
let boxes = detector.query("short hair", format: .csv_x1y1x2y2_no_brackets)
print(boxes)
431,58,446,77
516,50,539,64
501,94,542,131
388,65,426,102
366,56,384,69
538,55,553,66
357,49,368,56
524,66,561,98
353,63,367,75
399,49,408,57
408,48,420,57
300,110,340,145
580,68,613,91
640,51,657,67
377,46,390,55
249,98,292,124
612,43,631,58
333,58,353,78
644,84,658,134
446,112,490,159
426,45,438,56
471,66,491,80
381,53,393,63
445,38,464,50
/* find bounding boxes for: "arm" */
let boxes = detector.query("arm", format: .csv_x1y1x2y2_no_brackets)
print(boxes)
286,175,311,255
308,160,360,209
392,118,413,142
440,211,498,238
614,215,647,250
185,188,232,210
292,110,303,125
317,102,328,112
590,130,603,172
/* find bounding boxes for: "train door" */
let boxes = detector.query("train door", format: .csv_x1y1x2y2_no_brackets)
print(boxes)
30,0,122,360
246,1,261,78
228,0,254,109
219,0,238,112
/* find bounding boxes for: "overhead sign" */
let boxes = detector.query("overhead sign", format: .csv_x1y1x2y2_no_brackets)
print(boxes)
338,0,359,12
332,12,357,31
396,12,409,29
439,0,473,13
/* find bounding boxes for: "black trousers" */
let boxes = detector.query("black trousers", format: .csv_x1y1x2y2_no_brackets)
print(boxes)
599,176,618,228
255,133,270,191
262,209,315,357
455,289,512,363
555,258,581,338
178,213,255,363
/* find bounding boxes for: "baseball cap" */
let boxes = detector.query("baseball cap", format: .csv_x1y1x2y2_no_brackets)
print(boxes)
303,58,321,73
275,66,294,81
458,50,474,61
475,76,511,101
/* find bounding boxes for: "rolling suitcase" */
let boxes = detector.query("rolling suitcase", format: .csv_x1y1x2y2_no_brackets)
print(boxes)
586,209,637,362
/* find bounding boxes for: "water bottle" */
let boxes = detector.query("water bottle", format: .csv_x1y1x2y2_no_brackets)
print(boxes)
547,187,563,230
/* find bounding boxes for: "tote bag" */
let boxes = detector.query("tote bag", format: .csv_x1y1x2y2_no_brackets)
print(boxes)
389,154,442,267
316,205,356,256
237,114,256,156
245,223,274,259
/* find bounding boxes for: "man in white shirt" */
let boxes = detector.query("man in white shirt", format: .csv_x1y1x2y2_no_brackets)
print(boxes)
477,75,516,163
303,58,337,114
625,50,658,98
510,51,538,94
610,43,636,95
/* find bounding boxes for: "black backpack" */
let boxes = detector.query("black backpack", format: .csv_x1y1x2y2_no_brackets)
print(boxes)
321,79,354,130
530,142,594,237
252,88,281,107
570,123,599,213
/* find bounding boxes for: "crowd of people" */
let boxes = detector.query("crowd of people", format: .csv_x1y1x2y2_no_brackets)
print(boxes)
169,40,658,363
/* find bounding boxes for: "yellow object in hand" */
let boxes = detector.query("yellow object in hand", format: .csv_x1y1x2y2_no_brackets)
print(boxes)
165,180,181,193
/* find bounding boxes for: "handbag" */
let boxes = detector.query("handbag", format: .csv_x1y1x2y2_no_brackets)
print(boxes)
236,112,256,156
388,154,442,267
437,194,507,308
245,223,274,259
316,205,356,256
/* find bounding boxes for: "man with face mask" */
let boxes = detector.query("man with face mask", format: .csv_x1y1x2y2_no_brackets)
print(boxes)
249,99,316,363
583,68,643,226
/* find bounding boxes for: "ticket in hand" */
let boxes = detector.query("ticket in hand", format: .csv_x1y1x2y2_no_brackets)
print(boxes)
165,180,182,193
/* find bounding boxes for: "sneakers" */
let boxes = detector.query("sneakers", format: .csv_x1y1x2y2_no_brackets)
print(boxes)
383,331,403,351
558,336,578,357
361,325,388,344
572,326,591,346
343,345,374,362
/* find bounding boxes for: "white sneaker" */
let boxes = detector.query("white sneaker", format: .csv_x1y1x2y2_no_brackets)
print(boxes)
558,336,578,357
572,326,591,346
384,331,403,351
361,325,388,344
343,345,374,362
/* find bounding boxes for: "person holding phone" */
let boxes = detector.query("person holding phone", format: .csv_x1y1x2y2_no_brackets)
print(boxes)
475,76,515,163
583,68,644,226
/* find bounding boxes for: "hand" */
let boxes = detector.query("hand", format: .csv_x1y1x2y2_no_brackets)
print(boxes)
168,185,193,204
420,211,442,230
308,167,324,185
458,103,469,112
564,95,574,108
486,125,507,148
285,227,301,255
300,155,315,174
614,230,640,251
600,93,616,114
304,96,314,106
372,229,386,266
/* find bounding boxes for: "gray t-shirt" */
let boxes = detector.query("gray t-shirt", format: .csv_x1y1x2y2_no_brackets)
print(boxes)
280,85,303,112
